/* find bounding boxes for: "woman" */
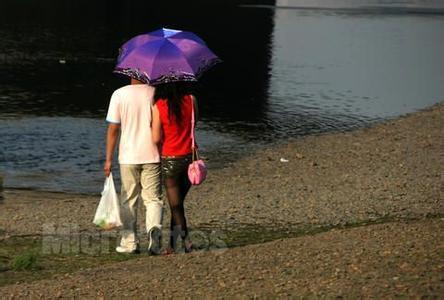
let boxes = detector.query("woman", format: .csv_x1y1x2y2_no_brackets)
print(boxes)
151,81,198,254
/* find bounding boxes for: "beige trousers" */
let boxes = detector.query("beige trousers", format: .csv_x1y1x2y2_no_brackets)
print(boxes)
119,163,163,248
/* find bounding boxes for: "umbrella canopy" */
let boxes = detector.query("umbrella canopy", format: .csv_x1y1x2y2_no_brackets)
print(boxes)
114,28,221,85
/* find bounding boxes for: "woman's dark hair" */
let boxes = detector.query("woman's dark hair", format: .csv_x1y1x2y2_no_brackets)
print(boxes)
153,81,197,124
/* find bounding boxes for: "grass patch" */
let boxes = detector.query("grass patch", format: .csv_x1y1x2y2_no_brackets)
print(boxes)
0,234,138,287
0,214,441,287
11,251,39,271
221,214,444,248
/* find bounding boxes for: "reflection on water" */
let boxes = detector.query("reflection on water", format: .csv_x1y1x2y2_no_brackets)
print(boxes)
274,0,444,11
266,8,444,139
0,117,241,192
0,118,106,191
1,0,444,193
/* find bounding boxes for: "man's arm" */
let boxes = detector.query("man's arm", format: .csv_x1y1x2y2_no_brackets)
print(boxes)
104,123,120,177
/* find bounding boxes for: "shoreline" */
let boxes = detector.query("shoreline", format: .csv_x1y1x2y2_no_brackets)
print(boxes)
0,100,444,197
1,100,442,197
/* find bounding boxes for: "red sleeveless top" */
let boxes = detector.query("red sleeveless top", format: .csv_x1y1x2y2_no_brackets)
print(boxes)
155,95,193,156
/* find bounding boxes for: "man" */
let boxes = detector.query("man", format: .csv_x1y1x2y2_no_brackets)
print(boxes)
104,77,163,255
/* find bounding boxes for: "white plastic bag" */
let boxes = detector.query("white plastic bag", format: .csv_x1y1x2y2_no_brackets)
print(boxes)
93,173,122,230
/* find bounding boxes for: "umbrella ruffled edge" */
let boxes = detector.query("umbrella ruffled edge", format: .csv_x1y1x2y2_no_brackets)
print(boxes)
113,68,152,84
113,57,222,85
193,56,222,79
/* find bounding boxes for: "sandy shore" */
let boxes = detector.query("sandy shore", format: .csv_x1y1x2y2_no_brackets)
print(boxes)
0,102,443,297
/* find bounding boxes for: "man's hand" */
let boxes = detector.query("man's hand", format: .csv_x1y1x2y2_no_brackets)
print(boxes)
104,160,112,177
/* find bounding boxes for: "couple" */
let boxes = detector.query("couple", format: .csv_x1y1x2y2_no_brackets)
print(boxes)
104,77,197,255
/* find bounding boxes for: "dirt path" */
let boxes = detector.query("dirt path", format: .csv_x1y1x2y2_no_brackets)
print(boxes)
0,219,442,298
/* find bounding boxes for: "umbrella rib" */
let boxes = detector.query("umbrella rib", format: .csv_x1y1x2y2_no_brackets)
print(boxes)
142,39,167,80
167,40,195,73
151,40,195,74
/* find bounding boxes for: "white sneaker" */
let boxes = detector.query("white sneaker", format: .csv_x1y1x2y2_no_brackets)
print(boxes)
115,245,140,254
148,227,162,255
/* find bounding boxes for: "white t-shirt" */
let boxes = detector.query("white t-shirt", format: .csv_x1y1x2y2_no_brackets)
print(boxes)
106,84,160,164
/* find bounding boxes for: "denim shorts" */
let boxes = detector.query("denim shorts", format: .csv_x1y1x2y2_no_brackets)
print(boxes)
161,154,192,179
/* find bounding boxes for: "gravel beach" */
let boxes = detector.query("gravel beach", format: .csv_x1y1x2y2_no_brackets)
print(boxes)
0,102,443,298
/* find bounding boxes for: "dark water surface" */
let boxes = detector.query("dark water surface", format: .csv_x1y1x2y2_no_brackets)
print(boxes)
1,0,443,193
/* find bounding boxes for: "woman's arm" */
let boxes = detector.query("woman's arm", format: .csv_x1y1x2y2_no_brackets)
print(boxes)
151,104,162,145
191,95,199,122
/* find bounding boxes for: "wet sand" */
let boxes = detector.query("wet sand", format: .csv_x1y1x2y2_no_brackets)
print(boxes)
0,102,443,298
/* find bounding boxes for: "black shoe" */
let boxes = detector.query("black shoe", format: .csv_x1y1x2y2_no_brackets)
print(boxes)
183,237,193,253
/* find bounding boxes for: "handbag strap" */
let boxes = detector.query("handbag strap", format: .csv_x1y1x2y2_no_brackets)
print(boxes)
190,95,199,161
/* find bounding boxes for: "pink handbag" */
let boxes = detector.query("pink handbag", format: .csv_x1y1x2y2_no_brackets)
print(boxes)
188,97,207,185
188,153,207,185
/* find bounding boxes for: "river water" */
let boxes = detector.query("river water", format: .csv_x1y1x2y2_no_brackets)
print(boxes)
0,0,443,193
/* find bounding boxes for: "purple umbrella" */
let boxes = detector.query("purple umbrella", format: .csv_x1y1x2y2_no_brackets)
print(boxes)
114,28,221,85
